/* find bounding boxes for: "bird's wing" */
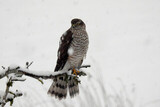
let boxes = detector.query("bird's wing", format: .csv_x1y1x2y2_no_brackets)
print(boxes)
54,29,73,72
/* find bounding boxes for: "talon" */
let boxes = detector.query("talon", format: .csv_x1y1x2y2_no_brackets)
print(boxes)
72,69,80,76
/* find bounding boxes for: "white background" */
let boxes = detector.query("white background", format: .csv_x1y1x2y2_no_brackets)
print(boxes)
0,0,160,107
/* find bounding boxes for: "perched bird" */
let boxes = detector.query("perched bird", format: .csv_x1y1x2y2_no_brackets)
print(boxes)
48,18,89,100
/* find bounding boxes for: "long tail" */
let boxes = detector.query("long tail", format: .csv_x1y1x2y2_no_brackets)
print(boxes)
48,75,79,100
47,75,67,100
68,77,79,98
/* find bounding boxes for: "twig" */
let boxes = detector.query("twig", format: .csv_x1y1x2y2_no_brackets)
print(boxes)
1,78,12,107
26,61,33,69
1,66,5,69
80,65,91,68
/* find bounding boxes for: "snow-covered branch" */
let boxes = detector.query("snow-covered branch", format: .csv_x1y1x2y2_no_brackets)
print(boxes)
0,62,90,106
0,76,23,107
0,64,90,80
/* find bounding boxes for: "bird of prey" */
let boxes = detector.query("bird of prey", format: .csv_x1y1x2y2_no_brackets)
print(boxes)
48,18,89,100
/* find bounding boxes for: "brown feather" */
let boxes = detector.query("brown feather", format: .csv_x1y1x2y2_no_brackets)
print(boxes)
54,29,73,71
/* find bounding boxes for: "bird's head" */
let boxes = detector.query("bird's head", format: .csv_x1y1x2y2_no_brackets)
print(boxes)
71,18,86,30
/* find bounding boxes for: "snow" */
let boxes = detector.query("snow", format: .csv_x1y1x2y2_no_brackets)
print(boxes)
8,64,20,70
8,73,26,81
0,91,4,101
4,65,73,76
0,69,6,78
0,0,160,107
8,73,17,80
0,90,22,104
0,90,14,101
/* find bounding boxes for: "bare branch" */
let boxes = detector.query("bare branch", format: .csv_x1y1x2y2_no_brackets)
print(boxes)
1,77,12,107
26,61,33,69
1,66,5,69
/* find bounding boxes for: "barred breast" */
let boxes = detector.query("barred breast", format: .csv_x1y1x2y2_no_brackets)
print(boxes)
68,29,89,68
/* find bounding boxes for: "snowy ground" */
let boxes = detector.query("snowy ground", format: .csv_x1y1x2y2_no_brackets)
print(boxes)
0,0,160,107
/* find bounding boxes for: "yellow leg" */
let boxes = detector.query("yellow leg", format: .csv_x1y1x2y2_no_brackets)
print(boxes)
72,69,80,76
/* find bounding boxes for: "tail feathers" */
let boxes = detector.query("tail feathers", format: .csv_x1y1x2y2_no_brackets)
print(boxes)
48,76,67,100
68,77,79,98
48,76,79,100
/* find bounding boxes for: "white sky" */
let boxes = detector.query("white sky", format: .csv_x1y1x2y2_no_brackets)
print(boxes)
0,0,160,107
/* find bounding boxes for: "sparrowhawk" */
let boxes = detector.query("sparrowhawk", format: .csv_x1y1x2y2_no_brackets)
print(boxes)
48,18,89,100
